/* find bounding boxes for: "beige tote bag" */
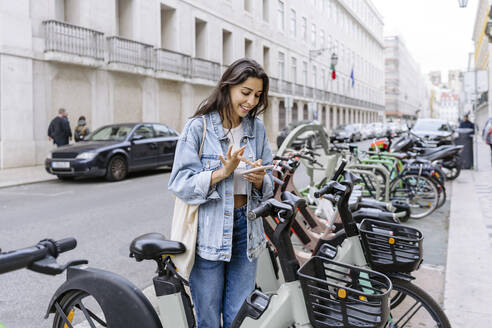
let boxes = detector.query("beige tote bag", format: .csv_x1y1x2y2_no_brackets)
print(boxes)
170,116,206,280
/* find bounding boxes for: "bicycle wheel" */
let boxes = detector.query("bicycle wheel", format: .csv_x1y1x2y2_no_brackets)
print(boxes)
386,278,451,328
52,290,107,328
389,174,439,219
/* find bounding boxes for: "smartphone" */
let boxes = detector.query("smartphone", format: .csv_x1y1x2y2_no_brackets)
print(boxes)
240,165,274,175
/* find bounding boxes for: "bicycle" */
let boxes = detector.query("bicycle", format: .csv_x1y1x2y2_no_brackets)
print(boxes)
0,207,393,327
257,169,451,327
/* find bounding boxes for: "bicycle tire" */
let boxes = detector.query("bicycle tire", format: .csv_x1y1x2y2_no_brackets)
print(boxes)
442,160,461,181
389,174,439,219
386,278,451,328
52,290,107,328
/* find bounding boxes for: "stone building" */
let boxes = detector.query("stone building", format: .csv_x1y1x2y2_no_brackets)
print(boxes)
384,35,427,121
0,0,385,168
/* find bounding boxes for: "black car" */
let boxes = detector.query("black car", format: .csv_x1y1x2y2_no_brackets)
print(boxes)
330,124,362,143
411,118,454,145
45,123,179,181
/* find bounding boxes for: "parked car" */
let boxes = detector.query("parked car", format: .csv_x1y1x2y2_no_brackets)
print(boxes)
45,123,179,181
411,118,454,145
276,120,328,149
330,124,362,142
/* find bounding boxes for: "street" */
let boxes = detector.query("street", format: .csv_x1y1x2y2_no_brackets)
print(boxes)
0,140,450,327
0,169,174,328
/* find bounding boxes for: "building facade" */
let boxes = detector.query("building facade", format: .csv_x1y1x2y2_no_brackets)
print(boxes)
472,0,492,129
0,0,385,168
384,35,427,121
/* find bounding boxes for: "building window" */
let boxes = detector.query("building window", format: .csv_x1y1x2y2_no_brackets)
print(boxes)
311,23,316,48
301,17,307,41
302,61,308,85
117,0,134,39
303,104,309,120
263,0,269,21
291,57,297,83
313,64,317,88
195,18,207,59
290,9,296,37
292,102,298,122
222,29,232,65
263,46,270,74
160,4,176,50
278,51,285,79
320,29,325,48
321,68,326,89
245,38,253,57
277,0,284,31
244,0,252,12
279,101,286,128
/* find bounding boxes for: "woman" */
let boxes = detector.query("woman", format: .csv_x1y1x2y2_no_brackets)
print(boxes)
74,116,90,142
168,58,273,328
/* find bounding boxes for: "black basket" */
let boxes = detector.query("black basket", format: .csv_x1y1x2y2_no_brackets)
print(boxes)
298,256,391,328
359,219,423,273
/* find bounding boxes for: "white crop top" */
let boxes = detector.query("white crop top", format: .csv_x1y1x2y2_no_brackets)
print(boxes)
227,123,247,195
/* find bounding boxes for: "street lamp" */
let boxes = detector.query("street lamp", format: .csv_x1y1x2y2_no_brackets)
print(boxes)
458,0,468,8
330,52,338,66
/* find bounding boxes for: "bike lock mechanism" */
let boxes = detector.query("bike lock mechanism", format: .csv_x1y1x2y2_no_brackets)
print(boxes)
230,290,271,328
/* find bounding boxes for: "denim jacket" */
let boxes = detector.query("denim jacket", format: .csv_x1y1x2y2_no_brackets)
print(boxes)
168,111,274,262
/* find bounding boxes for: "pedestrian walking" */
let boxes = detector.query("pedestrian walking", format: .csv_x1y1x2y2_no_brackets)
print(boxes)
482,117,492,165
74,116,90,142
48,108,72,147
459,114,475,133
168,58,273,328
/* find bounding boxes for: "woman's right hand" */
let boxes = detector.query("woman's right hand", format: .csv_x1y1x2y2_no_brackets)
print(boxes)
219,145,246,177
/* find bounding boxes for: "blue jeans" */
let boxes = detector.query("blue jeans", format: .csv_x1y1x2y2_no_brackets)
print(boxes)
189,205,258,328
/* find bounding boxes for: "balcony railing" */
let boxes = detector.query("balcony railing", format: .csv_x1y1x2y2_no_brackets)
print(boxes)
155,48,191,77
43,20,104,60
270,77,279,93
280,80,293,94
191,58,221,81
294,83,304,97
107,36,153,68
305,86,314,98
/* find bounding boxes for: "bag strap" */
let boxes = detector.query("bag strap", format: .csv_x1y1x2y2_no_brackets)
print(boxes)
198,115,206,157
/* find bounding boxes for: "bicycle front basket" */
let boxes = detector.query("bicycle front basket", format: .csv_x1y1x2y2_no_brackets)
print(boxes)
297,256,391,328
359,219,423,273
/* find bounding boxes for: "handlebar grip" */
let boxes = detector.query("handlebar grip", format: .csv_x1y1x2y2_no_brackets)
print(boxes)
343,170,354,186
279,162,294,173
274,155,290,161
314,184,331,198
272,176,284,186
55,238,77,254
331,160,347,180
248,202,272,221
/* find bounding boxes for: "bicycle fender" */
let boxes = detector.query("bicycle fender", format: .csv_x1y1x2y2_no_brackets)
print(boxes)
45,266,162,328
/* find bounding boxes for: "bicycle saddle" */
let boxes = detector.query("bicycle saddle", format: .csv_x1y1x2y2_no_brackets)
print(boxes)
130,233,185,262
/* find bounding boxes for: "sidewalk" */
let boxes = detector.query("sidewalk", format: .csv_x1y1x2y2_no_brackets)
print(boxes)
0,165,55,189
444,138,492,325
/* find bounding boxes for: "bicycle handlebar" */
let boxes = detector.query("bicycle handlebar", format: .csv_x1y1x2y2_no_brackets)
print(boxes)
0,238,77,275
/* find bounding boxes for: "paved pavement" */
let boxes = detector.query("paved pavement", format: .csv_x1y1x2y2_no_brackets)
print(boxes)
1,138,492,326
443,138,492,325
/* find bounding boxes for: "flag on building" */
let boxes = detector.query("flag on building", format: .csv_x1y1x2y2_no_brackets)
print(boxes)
330,64,336,80
350,68,355,87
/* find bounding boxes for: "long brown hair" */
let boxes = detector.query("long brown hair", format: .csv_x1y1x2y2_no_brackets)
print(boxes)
193,58,269,128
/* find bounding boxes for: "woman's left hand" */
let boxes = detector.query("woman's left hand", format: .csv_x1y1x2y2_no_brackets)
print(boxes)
241,158,265,190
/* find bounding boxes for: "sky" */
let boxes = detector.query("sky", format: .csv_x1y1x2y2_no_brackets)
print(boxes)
371,0,479,78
